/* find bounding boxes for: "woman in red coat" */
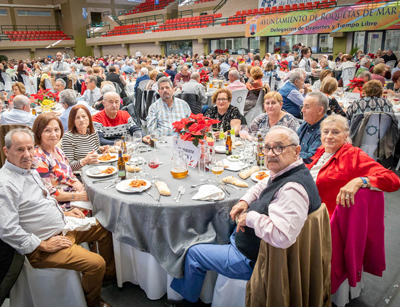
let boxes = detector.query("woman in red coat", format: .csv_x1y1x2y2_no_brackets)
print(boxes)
306,114,400,217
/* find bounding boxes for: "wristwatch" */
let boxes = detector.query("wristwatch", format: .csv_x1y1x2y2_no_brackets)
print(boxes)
360,177,368,188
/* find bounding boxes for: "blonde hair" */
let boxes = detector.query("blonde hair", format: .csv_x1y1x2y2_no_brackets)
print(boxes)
250,66,264,80
149,70,158,80
373,63,386,75
320,77,338,95
264,91,283,103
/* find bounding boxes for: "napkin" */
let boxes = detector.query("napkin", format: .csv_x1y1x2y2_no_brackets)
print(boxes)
70,201,93,210
62,216,97,236
192,185,225,201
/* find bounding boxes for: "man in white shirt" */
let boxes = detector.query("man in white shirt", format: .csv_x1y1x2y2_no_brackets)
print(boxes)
219,57,230,75
50,52,71,86
0,95,36,128
135,50,142,58
81,75,101,107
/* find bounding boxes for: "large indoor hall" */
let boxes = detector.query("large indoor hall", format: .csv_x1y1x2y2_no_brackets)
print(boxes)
1,0,400,307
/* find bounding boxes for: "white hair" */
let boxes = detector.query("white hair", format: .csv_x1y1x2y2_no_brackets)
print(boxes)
13,95,30,109
267,126,300,146
4,128,34,149
141,67,149,75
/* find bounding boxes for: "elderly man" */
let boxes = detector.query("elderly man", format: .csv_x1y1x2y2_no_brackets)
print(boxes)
176,60,185,73
227,70,247,91
134,67,150,92
382,49,397,64
170,126,321,304
0,95,36,128
219,57,230,75
279,70,311,118
369,58,391,79
81,75,101,107
54,78,66,94
0,128,115,307
93,91,146,145
181,72,207,105
147,77,191,135
59,89,94,131
228,57,238,69
296,92,328,163
174,65,191,86
50,52,71,86
246,52,254,64
106,65,126,98
356,58,371,77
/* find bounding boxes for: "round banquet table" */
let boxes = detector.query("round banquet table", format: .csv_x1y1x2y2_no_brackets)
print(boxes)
82,137,258,293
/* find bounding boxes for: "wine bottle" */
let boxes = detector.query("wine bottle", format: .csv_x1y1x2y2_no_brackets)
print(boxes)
257,133,264,167
226,131,232,155
118,149,126,180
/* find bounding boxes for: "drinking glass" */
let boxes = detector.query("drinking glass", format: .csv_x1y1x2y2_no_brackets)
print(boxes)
150,130,158,151
239,125,250,143
211,157,224,183
158,130,167,144
147,152,160,183
114,139,122,151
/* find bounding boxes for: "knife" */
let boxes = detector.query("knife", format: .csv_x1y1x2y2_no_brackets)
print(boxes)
176,187,185,203
145,191,159,202
219,184,230,196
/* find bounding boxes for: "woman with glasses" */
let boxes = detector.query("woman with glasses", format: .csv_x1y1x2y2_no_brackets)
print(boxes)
204,88,241,134
249,91,300,135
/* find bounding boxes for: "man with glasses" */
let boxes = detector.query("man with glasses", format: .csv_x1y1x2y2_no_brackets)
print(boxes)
296,92,328,163
169,126,321,305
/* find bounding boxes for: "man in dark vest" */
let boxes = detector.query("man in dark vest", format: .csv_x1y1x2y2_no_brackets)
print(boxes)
169,126,321,305
106,65,127,98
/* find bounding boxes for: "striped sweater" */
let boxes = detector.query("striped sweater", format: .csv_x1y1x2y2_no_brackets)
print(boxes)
61,131,100,171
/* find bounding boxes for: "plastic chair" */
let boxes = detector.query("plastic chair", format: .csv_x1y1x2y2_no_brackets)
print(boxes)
245,88,265,124
386,60,396,71
211,275,246,307
10,257,86,307
230,89,248,115
342,66,357,87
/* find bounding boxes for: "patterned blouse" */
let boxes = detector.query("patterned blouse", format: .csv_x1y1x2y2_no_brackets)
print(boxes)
346,96,394,121
205,104,242,132
327,96,346,117
249,112,301,135
34,146,78,198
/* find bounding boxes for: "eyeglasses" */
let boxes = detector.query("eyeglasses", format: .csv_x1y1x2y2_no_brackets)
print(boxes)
216,98,229,102
262,144,296,156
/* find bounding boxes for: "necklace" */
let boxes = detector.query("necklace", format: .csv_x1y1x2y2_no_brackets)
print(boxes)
320,152,335,164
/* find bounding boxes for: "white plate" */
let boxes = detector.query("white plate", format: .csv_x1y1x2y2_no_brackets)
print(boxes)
214,145,226,154
98,154,118,163
227,154,244,162
116,179,151,193
251,171,271,182
222,159,248,172
86,166,117,178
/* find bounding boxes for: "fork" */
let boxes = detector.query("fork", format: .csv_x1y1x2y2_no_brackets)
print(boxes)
104,178,121,190
174,185,183,200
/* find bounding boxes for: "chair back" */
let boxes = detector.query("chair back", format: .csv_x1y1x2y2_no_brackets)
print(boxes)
138,80,150,90
0,125,30,168
21,75,34,95
359,112,392,161
342,67,357,87
44,78,53,91
122,103,141,128
176,92,202,114
245,88,265,124
2,72,12,92
112,82,122,95
230,89,248,115
386,60,396,71
145,90,160,118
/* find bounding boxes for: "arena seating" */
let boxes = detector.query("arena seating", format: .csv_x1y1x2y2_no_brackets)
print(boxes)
153,13,222,32
3,30,71,41
122,0,175,16
103,22,157,36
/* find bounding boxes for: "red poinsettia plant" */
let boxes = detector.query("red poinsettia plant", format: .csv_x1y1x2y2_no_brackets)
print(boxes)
347,77,365,93
367,53,375,59
172,113,220,147
214,49,229,55
30,89,56,104
279,60,289,71
274,48,280,54
200,70,209,84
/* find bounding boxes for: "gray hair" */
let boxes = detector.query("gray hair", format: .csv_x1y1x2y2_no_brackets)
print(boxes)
141,67,149,75
228,57,235,63
321,114,350,138
289,71,304,83
229,70,240,80
360,58,370,67
373,58,384,65
59,89,77,107
359,70,372,81
294,68,306,76
306,92,329,113
101,84,116,95
191,72,200,80
219,57,225,63
13,95,30,109
85,75,97,84
104,91,120,101
157,76,173,88
4,128,34,149
267,126,300,146
55,78,66,87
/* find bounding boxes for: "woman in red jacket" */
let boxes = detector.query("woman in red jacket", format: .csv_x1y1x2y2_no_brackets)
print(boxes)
306,114,400,217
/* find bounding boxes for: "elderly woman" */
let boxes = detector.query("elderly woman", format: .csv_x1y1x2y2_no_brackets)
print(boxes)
371,63,388,86
204,88,241,133
245,66,268,113
208,64,224,81
145,70,158,90
312,69,333,92
61,105,109,171
33,113,90,210
387,70,400,96
319,77,346,117
307,114,400,217
346,80,394,121
249,91,300,134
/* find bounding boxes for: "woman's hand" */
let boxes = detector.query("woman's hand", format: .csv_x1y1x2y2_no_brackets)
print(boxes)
72,190,88,201
99,145,109,153
81,150,99,166
230,200,249,222
336,178,364,207
64,208,85,219
387,89,395,96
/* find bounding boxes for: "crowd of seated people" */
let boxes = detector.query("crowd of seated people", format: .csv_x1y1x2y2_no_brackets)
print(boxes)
0,47,400,307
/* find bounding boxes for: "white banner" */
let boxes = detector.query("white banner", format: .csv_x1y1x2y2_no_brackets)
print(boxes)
259,0,314,8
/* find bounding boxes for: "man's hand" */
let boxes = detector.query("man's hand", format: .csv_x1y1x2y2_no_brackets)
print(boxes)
236,212,248,233
64,208,85,219
99,145,109,153
37,236,72,253
336,178,364,207
230,200,249,222
142,135,150,144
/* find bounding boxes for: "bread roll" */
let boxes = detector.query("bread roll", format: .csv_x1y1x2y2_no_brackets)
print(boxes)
222,176,249,188
239,166,260,180
108,146,117,153
126,165,141,172
155,181,171,196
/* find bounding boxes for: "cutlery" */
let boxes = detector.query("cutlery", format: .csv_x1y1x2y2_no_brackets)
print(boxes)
174,185,183,200
92,177,118,184
219,184,230,196
105,178,121,190
145,191,159,202
221,182,240,190
152,183,161,202
176,187,185,203
191,182,209,188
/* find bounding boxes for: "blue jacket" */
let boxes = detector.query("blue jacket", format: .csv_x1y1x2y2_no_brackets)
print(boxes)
279,81,303,118
134,75,150,92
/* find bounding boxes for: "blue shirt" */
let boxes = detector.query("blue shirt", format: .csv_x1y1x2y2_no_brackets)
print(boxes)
220,62,230,75
0,108,36,128
296,115,327,164
122,66,134,74
59,101,95,132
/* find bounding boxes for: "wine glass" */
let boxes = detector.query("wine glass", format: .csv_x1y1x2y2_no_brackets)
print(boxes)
239,125,250,144
211,157,224,183
114,139,122,152
147,152,160,183
150,129,159,151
